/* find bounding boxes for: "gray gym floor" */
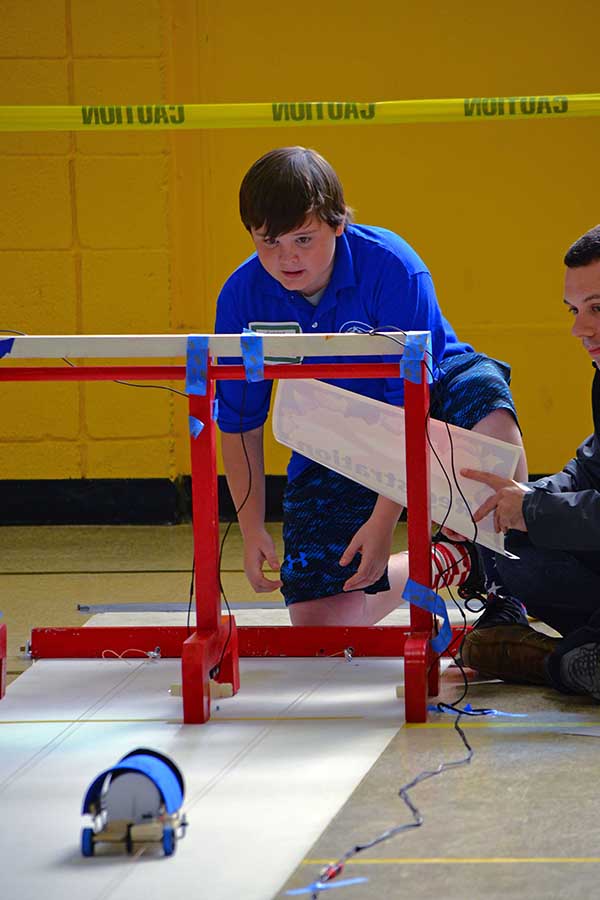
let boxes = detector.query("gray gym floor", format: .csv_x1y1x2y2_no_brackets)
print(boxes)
2,524,599,899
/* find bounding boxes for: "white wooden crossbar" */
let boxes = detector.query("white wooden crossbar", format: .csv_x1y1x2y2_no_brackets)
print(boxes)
1,332,415,360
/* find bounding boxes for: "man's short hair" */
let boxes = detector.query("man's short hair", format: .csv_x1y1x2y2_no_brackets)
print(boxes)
564,225,600,267
239,146,350,239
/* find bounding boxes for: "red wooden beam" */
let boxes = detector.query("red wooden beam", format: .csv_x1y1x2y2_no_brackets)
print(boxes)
0,362,402,382
29,624,469,660
0,624,7,699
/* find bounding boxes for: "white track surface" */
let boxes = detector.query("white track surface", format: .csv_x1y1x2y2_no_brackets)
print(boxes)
0,654,410,900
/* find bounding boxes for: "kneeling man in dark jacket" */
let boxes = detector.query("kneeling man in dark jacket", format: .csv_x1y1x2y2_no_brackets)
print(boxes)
462,224,600,701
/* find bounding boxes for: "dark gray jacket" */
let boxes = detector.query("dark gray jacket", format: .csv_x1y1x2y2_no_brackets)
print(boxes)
524,368,600,552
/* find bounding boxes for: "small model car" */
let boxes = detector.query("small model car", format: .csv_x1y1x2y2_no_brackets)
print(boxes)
81,747,187,857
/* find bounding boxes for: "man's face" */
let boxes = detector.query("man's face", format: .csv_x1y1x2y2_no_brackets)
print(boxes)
251,214,344,296
564,258,600,363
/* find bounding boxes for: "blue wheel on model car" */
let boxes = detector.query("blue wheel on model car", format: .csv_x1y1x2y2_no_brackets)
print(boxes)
81,827,95,857
162,826,176,856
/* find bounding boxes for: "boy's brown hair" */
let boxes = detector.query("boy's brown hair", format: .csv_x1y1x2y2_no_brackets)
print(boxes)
239,146,350,240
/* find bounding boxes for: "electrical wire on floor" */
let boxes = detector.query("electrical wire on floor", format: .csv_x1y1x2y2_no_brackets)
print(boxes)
296,329,498,898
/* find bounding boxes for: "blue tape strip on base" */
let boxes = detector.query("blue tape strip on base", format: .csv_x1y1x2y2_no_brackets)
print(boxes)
185,335,209,396
0,337,15,358
400,332,433,384
240,329,264,382
189,415,204,439
212,398,219,421
286,878,369,895
402,577,452,653
427,703,528,718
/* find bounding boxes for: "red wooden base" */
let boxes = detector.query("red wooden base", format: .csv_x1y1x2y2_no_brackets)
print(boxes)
182,618,240,723
27,619,238,725
28,624,468,660
24,622,470,723
404,634,441,722
0,624,6,700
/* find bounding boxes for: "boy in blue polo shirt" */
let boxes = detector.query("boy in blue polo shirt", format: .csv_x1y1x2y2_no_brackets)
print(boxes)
215,146,527,626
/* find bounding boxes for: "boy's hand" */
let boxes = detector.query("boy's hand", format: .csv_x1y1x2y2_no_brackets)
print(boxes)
440,526,468,541
461,469,530,533
339,518,393,592
243,529,283,592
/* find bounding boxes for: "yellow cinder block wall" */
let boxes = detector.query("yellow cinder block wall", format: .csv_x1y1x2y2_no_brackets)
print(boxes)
0,0,598,482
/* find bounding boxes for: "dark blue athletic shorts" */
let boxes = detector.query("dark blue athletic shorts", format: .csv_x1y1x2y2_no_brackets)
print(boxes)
281,352,518,606
430,353,517,431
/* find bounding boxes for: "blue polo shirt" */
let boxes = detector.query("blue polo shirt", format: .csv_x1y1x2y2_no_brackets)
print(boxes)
215,223,472,482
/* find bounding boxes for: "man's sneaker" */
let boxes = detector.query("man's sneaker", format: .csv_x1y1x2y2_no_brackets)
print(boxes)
431,534,528,625
559,643,600,700
461,624,560,685
471,593,529,629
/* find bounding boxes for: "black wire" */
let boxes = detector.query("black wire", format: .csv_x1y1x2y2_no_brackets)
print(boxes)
310,579,488,898
60,353,190,397
48,342,202,634
386,333,486,689
4,328,234,654
186,558,195,636
4,326,250,681
63,352,212,640
371,329,495,709
13,326,497,894
312,704,474,897
113,379,189,398
308,328,491,898
208,383,252,679
2,328,188,397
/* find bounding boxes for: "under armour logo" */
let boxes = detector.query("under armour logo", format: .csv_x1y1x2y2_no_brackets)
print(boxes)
285,552,308,570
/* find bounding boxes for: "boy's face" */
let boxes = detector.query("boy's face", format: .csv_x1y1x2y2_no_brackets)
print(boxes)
564,258,600,364
251,214,344,296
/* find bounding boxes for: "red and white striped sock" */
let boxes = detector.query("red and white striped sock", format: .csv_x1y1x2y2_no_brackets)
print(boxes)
431,540,472,591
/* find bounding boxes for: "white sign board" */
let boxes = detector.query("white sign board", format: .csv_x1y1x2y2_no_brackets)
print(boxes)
273,379,521,555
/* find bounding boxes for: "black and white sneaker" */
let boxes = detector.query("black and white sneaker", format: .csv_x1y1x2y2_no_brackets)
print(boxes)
471,592,529,630
430,535,528,630
559,643,600,700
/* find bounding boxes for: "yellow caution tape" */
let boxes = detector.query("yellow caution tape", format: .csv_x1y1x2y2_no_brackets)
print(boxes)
0,94,599,132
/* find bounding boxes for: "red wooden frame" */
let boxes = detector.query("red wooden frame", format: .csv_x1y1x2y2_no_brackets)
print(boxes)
0,624,6,700
29,624,465,660
1,358,437,723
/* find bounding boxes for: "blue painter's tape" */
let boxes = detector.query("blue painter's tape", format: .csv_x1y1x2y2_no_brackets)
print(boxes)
189,415,204,439
0,337,15,358
240,329,264,382
185,335,209,396
402,577,452,653
400,332,433,384
212,398,219,421
286,878,369,895
428,703,528,718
